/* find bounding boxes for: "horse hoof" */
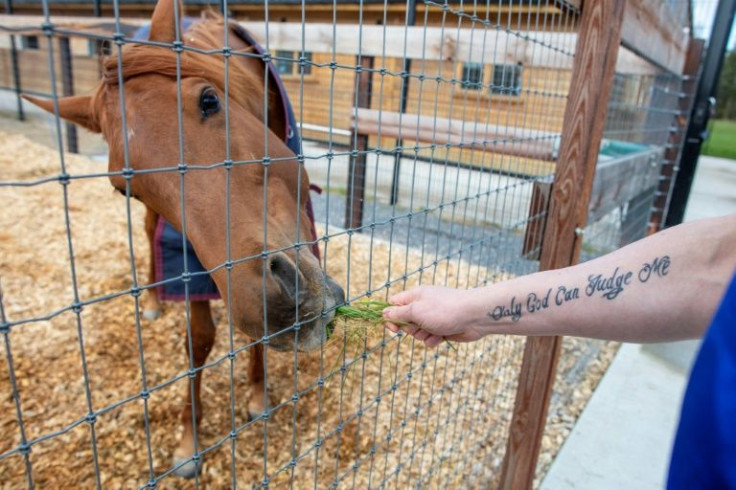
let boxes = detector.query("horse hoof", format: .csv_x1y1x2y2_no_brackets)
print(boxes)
142,309,161,321
172,454,201,479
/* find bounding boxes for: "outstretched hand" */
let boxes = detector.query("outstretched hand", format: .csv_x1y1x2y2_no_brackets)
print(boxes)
383,286,485,348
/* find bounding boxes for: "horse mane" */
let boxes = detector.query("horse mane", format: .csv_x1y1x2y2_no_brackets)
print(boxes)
102,12,266,121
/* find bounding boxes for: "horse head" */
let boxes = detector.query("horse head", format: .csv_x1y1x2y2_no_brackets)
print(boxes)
24,0,344,352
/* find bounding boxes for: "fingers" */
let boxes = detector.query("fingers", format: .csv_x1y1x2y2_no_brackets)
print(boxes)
385,322,401,333
425,335,444,348
385,324,447,350
384,322,418,336
388,288,418,306
385,323,444,349
383,303,413,325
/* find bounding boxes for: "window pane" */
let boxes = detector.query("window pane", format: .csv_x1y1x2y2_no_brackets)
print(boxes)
21,35,39,50
462,62,484,90
276,50,293,75
491,64,522,96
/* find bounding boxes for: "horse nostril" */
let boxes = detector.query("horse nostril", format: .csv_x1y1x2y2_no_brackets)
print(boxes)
268,253,303,300
326,277,345,305
268,254,286,276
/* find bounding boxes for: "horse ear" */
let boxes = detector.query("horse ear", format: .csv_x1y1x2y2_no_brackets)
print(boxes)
149,0,184,43
22,94,101,133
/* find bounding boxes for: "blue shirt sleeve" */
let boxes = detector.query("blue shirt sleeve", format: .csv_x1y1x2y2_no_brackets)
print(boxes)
668,272,736,489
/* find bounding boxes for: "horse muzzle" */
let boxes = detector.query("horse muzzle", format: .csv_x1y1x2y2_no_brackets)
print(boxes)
266,275,345,353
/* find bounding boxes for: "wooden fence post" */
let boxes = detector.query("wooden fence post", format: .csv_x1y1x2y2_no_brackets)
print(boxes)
345,55,375,231
648,38,705,234
4,0,25,121
499,1,626,488
58,36,78,154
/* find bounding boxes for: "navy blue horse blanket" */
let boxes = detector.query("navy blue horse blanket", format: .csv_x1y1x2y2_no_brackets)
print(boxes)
134,21,320,301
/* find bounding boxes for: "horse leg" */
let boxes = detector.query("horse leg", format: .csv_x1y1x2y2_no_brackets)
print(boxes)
248,343,270,419
142,206,162,320
173,300,216,479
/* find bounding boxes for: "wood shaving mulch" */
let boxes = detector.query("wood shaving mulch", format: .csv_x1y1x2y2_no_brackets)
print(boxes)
0,130,617,489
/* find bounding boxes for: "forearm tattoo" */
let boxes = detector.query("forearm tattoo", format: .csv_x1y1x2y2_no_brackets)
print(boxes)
488,255,671,322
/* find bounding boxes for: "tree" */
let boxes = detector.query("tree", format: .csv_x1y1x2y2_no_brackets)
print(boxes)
716,50,736,120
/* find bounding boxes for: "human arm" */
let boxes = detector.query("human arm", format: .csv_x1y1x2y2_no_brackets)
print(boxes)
383,214,736,347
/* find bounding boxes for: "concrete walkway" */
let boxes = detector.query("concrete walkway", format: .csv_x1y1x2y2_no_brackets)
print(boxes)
541,156,736,489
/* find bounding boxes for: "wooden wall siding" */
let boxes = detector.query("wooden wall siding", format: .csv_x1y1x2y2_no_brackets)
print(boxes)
6,5,575,34
402,63,571,133
2,37,568,177
237,3,574,29
279,54,569,176
0,13,665,77
620,0,689,73
0,48,99,96
559,0,690,73
278,52,399,146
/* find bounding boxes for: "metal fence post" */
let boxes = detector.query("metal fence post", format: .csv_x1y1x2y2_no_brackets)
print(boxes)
664,0,736,227
388,0,417,206
345,55,375,231
4,0,25,121
58,36,79,154
499,1,626,488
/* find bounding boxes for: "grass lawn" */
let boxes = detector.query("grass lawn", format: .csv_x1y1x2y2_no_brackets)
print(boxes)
702,119,736,160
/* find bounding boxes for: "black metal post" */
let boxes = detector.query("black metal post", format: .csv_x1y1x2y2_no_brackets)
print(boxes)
389,0,417,205
93,0,101,17
345,55,375,231
8,36,25,121
5,0,24,121
59,37,79,154
665,0,736,227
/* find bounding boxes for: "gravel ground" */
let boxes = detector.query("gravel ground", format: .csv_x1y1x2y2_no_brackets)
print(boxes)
0,116,619,487
309,186,541,281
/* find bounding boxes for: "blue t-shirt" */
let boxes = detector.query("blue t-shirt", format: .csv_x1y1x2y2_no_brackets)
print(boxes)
668,273,736,488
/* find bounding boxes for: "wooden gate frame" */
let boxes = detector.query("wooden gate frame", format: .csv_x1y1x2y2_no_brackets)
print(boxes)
0,3,698,486
499,1,627,488
499,0,700,487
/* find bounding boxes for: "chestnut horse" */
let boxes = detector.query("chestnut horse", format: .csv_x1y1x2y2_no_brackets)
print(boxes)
25,0,344,478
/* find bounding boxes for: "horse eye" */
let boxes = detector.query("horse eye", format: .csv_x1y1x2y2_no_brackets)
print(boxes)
199,87,220,119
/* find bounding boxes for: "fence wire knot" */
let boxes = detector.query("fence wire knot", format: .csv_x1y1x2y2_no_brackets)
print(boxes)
41,22,54,36
0,2,699,487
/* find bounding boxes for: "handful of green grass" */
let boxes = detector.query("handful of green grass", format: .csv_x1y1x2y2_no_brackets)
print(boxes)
327,300,455,350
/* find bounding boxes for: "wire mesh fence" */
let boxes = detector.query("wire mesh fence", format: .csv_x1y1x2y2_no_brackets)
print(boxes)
0,0,699,488
540,23,701,482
